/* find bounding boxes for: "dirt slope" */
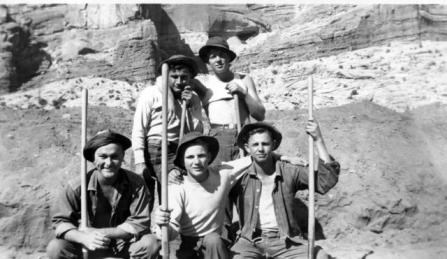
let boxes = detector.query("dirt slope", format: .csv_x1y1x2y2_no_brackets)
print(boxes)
0,101,446,258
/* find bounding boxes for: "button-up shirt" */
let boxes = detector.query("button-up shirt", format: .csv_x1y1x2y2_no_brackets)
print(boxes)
51,168,151,239
230,157,340,242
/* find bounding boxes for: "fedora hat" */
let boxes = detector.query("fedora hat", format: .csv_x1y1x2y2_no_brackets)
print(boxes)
173,132,219,170
236,122,283,151
83,129,131,162
199,36,237,63
158,54,198,78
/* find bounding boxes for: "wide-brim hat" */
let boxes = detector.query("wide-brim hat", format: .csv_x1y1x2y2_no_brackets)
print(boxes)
83,129,131,162
173,132,219,170
199,36,237,63
236,122,283,151
158,54,198,78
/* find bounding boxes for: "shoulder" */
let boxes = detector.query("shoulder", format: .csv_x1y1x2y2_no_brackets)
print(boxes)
277,160,304,174
121,169,146,189
139,82,161,99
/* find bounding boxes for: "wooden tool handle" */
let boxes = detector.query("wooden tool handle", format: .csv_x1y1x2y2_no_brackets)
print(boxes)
161,63,170,258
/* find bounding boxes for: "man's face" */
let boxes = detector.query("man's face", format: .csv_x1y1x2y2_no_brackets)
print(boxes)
245,131,275,163
93,143,124,180
207,49,230,74
169,67,192,96
183,144,211,180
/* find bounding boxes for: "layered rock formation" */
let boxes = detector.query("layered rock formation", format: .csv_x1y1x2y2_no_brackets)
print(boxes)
233,5,447,70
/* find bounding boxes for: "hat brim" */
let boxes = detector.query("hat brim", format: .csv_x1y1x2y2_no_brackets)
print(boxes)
158,56,198,78
174,135,219,170
236,122,282,151
199,45,237,63
83,132,131,162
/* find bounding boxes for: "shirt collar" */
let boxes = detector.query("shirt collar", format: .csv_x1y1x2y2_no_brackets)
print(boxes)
87,169,129,191
247,157,283,179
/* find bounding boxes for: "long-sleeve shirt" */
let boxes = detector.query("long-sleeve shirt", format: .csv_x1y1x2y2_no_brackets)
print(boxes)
51,168,151,239
165,156,252,240
230,157,340,242
132,78,204,164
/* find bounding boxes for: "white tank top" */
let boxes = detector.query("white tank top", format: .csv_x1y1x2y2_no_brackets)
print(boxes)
196,73,250,125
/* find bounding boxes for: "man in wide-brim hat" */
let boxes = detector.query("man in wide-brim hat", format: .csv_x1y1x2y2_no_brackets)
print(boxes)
230,120,340,259
47,129,160,259
132,54,205,211
192,36,266,164
154,131,253,259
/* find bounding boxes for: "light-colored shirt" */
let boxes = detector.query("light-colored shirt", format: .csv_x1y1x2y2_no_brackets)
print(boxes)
132,78,203,164
256,173,278,230
196,73,250,125
166,156,252,239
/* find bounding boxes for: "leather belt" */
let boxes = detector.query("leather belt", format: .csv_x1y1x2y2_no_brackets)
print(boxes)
210,123,237,129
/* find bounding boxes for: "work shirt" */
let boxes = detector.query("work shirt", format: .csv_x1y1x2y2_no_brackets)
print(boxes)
51,168,151,239
195,73,250,125
230,157,340,242
132,77,204,164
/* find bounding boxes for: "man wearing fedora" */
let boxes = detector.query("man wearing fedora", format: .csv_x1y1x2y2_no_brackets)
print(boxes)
154,131,253,259
230,121,340,259
194,36,266,164
47,130,160,259
132,54,204,211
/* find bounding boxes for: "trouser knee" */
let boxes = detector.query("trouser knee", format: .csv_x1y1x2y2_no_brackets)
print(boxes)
46,239,80,259
129,234,160,259
203,232,225,248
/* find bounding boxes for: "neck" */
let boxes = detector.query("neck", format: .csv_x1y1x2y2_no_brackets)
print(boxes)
253,156,275,177
187,169,210,183
214,70,234,82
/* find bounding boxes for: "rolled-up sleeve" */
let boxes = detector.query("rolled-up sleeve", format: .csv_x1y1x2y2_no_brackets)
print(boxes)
295,156,340,194
52,184,81,238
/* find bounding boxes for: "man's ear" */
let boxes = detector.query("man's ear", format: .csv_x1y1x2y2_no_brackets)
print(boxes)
244,143,249,153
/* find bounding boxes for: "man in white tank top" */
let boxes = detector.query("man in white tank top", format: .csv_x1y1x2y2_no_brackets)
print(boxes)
194,36,266,164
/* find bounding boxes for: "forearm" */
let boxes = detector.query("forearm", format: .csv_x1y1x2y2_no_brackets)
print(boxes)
314,137,331,163
243,94,265,121
63,229,87,245
97,227,133,240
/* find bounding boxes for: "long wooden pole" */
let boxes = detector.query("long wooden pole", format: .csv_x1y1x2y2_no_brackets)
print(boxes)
233,94,241,133
161,63,170,258
233,93,244,157
308,76,315,259
80,88,88,259
179,100,187,141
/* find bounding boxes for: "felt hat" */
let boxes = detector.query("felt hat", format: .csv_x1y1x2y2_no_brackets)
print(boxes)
199,36,237,63
83,129,131,162
173,132,219,170
236,122,283,151
158,54,198,78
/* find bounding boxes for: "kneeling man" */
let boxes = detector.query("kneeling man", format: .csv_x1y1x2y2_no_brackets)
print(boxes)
47,130,159,259
154,132,252,259
230,121,340,259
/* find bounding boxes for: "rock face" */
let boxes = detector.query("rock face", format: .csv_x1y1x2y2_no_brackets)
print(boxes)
234,5,447,70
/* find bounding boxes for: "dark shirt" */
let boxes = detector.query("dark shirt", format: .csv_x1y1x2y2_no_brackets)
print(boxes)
230,157,340,242
51,168,151,239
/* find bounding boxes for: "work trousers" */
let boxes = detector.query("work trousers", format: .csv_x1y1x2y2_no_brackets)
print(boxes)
46,234,160,259
231,230,330,259
144,139,178,212
208,127,240,244
176,232,230,259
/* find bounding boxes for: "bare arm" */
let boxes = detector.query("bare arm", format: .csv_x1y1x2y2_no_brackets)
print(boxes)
305,119,331,164
227,75,265,121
